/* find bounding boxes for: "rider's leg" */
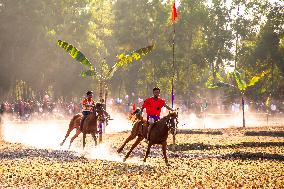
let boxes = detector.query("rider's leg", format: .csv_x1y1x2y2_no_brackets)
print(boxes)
147,117,155,140
80,116,86,131
80,111,89,131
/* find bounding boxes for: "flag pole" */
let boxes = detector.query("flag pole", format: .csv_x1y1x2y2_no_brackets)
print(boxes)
171,23,175,109
171,0,177,109
171,0,177,147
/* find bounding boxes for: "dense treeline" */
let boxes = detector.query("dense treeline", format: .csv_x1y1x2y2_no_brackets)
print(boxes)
0,0,283,104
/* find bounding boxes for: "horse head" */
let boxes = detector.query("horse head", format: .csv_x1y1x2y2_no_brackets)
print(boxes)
129,108,143,122
166,111,179,134
94,103,104,115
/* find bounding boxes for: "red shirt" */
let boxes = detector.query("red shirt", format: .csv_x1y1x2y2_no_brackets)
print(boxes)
82,98,95,112
142,97,165,116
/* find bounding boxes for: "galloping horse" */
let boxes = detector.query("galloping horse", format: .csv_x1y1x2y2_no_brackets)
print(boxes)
117,111,178,165
60,103,105,149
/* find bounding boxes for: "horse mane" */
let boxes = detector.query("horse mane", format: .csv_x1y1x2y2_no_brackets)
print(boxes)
159,112,178,124
158,114,171,124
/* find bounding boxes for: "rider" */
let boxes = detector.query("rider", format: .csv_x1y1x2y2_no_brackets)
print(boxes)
80,90,96,131
140,87,174,141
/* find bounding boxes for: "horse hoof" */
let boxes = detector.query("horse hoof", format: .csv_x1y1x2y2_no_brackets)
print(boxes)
117,149,122,153
60,142,64,146
123,158,126,162
166,163,170,166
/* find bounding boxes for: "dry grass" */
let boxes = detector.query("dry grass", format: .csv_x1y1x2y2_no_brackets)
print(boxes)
0,126,284,188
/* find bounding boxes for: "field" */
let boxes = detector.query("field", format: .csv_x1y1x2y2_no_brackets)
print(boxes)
0,120,284,188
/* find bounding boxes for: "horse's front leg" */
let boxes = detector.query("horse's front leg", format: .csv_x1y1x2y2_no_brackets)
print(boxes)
82,133,87,149
68,129,81,149
161,141,169,166
143,142,153,163
123,136,143,162
91,133,97,146
117,134,137,153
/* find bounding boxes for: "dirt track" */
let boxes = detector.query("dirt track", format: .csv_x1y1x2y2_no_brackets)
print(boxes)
0,123,284,188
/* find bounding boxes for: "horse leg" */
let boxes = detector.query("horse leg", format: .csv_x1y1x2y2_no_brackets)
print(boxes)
117,134,137,153
123,137,143,162
60,126,75,146
83,132,86,150
161,141,169,166
68,129,81,149
118,122,140,153
143,142,153,163
91,133,97,146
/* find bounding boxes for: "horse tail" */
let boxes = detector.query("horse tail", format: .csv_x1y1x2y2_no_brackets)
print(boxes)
69,114,81,130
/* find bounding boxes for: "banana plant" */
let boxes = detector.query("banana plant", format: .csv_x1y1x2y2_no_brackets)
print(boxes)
80,44,155,80
57,39,154,93
207,70,268,127
58,40,155,142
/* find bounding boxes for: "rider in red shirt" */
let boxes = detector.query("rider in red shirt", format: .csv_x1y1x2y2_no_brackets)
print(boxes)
141,87,174,140
80,90,96,131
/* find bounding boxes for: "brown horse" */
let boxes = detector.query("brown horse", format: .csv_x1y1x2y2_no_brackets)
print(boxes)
117,111,178,165
60,103,104,149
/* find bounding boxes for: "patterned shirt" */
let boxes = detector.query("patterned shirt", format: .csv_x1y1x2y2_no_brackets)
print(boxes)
82,98,95,112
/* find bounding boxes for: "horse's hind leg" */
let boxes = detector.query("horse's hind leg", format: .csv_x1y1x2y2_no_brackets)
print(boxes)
117,134,137,153
118,122,140,153
123,137,143,162
83,133,87,149
60,126,75,146
143,142,153,163
91,133,97,146
68,130,81,149
161,141,169,166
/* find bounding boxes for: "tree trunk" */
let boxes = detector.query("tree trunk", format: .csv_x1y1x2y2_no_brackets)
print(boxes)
242,94,245,128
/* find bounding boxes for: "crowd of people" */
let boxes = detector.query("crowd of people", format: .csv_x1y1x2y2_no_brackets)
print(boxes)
0,93,283,122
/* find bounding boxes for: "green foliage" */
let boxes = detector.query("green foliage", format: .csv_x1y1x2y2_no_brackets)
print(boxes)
247,70,269,87
207,70,268,93
81,70,98,78
233,70,247,91
57,40,94,70
0,0,283,101
107,44,155,79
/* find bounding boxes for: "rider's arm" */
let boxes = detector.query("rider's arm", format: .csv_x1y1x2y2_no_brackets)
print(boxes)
165,103,174,111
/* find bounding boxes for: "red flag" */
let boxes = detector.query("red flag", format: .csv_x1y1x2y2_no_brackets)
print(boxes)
172,1,177,22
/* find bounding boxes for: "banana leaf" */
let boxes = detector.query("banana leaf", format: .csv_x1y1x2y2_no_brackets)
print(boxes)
247,70,269,87
106,44,155,79
265,96,270,107
81,69,100,78
57,40,93,70
207,81,235,89
233,70,247,91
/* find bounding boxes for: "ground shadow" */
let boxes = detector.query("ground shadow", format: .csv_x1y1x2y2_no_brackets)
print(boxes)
168,142,284,151
245,131,284,138
177,129,223,135
0,148,85,162
222,152,284,161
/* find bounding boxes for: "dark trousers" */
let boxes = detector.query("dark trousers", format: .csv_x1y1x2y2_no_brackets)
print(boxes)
80,111,90,131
